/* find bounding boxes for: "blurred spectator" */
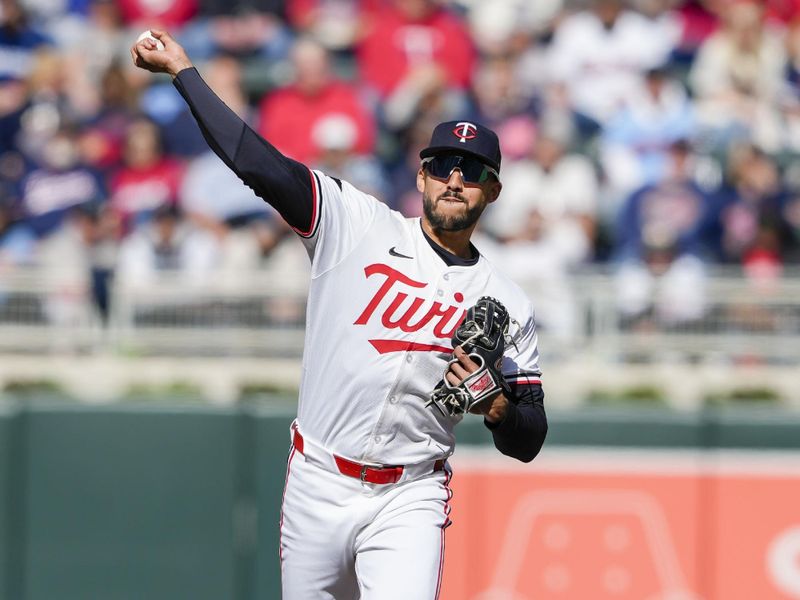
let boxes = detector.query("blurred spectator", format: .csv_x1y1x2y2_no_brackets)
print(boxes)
668,0,720,66
137,82,208,158
0,72,27,154
179,0,289,65
15,50,69,160
459,0,564,57
0,148,28,209
380,62,469,133
37,203,117,322
0,0,52,80
474,210,582,340
356,0,475,98
109,116,185,235
546,0,676,126
689,0,786,152
117,203,218,287
286,0,381,52
782,189,800,263
713,144,798,271
779,18,800,152
311,113,388,200
601,66,696,202
0,200,36,268
77,61,140,173
469,52,537,132
181,148,290,276
613,140,714,325
19,126,105,237
482,115,599,266
181,147,271,231
49,0,131,88
258,37,375,164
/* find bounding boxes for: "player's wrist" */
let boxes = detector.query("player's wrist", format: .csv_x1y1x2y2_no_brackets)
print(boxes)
483,394,509,424
168,60,193,79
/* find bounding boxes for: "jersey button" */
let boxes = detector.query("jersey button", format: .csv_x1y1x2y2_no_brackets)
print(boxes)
437,289,444,297
443,273,450,281
406,355,413,363
389,395,397,404
374,436,382,443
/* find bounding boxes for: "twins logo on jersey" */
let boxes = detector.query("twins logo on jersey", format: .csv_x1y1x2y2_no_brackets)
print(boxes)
354,263,467,355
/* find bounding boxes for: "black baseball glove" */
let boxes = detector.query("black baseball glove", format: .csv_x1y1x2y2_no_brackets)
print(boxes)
428,296,511,419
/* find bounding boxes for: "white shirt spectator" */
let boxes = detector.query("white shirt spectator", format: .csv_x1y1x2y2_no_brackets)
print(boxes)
546,8,676,124
117,214,219,288
483,150,598,265
689,2,787,151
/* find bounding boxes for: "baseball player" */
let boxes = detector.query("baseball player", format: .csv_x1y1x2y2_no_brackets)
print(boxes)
132,30,548,600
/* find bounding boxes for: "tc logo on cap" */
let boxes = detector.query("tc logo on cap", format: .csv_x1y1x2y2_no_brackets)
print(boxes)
452,122,478,143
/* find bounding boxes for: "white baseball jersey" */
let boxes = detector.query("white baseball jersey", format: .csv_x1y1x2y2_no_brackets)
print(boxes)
294,171,543,466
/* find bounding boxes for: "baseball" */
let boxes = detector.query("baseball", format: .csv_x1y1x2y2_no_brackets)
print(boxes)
136,30,165,51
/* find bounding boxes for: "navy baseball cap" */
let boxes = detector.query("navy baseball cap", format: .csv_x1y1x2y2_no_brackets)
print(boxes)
420,121,502,173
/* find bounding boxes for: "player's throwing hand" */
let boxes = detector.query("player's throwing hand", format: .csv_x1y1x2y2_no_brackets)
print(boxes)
130,29,193,79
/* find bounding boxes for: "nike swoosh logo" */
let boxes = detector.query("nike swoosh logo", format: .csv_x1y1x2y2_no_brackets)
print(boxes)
389,247,414,259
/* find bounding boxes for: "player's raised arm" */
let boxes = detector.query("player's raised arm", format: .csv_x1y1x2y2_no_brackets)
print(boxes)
130,30,316,234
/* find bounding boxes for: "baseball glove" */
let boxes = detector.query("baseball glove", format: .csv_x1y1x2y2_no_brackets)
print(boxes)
428,296,511,418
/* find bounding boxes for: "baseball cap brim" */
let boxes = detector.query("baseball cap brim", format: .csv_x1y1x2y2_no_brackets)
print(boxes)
419,145,500,173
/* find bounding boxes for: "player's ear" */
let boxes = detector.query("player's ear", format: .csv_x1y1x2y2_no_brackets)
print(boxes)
486,180,502,204
416,168,426,193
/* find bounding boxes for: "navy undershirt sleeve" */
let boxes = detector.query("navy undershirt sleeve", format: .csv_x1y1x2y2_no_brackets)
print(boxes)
484,383,548,463
172,67,315,232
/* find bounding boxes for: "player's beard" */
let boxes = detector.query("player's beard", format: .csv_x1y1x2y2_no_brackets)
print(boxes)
423,190,485,232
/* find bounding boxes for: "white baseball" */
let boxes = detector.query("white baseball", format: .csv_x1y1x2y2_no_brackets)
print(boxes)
136,30,165,51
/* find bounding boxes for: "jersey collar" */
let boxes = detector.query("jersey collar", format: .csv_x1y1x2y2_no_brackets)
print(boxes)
418,219,480,267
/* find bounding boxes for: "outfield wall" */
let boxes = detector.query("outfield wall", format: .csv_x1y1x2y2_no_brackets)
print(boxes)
442,448,800,600
1,400,799,600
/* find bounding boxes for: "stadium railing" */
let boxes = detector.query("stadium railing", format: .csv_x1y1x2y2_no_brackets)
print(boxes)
1,265,798,364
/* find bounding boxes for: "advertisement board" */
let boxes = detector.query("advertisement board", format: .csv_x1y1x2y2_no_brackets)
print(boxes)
442,449,800,600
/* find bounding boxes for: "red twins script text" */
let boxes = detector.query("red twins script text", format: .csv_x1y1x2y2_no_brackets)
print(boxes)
354,263,467,354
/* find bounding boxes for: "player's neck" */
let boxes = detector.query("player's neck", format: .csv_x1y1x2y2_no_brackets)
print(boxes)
420,218,476,259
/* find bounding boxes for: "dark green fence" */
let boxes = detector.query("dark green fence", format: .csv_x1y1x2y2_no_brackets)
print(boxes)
0,404,16,600
1,399,799,600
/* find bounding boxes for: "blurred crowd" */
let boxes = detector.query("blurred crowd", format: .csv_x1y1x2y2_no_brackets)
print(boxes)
2,0,800,335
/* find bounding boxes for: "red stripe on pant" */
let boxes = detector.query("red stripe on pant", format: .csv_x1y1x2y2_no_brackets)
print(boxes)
278,447,298,563
434,467,453,599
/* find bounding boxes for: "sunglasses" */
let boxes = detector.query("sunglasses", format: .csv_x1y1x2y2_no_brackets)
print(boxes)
422,154,499,186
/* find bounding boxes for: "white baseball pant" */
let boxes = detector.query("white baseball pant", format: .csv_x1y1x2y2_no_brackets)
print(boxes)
280,424,453,599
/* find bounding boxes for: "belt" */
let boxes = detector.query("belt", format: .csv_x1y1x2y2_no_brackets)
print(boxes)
292,427,445,485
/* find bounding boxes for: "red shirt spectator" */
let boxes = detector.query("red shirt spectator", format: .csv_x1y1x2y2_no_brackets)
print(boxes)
258,38,375,164
110,119,185,235
110,162,184,227
357,1,475,97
